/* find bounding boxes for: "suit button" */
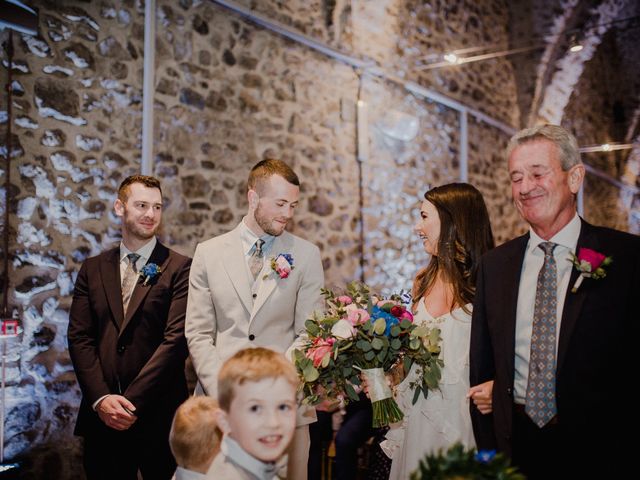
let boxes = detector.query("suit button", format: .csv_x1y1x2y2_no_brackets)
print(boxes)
117,345,125,354
252,293,257,298
506,387,513,396
248,334,255,341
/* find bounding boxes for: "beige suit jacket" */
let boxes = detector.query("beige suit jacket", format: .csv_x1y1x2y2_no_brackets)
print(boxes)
185,223,324,402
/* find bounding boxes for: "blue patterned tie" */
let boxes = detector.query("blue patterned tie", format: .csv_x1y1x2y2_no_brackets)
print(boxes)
525,242,558,428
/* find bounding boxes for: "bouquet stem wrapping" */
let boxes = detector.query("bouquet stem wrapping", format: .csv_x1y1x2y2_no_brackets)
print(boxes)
362,367,404,427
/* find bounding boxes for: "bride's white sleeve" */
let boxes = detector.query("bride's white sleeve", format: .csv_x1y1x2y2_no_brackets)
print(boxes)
380,363,422,459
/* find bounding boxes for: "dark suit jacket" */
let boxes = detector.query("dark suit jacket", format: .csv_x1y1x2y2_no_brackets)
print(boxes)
68,241,191,439
470,219,639,458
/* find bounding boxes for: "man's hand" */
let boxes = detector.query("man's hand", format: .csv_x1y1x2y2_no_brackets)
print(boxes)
468,380,494,415
96,395,137,430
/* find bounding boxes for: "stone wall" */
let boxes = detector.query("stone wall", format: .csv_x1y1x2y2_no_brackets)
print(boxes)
1,0,633,478
1,0,146,477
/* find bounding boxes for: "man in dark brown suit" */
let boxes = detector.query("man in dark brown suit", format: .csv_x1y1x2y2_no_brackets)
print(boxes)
68,175,191,480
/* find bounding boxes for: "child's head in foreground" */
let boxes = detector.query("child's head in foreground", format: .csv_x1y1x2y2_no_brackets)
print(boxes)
169,396,221,473
216,347,299,463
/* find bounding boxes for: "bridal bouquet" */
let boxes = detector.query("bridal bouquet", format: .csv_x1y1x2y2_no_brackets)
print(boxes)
293,282,443,427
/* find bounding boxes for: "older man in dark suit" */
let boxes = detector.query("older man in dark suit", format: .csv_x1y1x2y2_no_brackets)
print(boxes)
470,125,639,479
68,175,191,480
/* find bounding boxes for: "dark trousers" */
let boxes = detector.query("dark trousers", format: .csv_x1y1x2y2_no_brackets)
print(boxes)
512,404,564,479
82,419,176,480
308,410,334,480
334,399,374,480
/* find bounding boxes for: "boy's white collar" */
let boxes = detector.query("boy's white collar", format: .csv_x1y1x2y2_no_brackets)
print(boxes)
221,435,279,480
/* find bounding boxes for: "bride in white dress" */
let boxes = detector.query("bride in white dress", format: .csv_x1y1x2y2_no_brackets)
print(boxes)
381,183,495,480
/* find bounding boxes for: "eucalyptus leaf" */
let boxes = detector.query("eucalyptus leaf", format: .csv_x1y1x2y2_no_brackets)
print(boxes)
403,355,412,374
303,364,319,382
412,385,422,405
321,352,331,368
344,382,360,402
305,319,319,336
371,337,384,350
373,318,387,335
357,339,372,352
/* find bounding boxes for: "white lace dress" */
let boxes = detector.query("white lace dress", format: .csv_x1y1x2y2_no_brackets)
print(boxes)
382,301,476,480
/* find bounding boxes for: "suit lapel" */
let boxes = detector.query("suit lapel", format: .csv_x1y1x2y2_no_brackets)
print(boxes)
557,220,596,374
251,232,292,321
502,234,529,380
100,248,124,329
221,226,253,314
120,241,171,334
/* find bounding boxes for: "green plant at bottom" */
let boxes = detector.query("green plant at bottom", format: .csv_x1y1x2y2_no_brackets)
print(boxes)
409,442,525,480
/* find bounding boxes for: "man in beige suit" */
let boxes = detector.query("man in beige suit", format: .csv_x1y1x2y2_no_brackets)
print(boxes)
185,159,324,480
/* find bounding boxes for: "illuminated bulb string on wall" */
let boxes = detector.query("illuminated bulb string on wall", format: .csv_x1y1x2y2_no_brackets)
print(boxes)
415,15,640,70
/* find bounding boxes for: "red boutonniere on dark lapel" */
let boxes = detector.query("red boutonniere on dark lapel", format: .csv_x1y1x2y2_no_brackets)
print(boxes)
569,248,612,293
139,263,162,286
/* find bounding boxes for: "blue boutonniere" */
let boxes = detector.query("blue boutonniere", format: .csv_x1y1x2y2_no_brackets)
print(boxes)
139,263,162,286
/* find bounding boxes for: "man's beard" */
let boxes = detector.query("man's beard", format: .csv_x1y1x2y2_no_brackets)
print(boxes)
124,210,159,240
254,204,285,237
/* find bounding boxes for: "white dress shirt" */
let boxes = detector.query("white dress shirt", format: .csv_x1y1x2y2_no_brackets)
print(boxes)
513,213,581,404
119,236,157,280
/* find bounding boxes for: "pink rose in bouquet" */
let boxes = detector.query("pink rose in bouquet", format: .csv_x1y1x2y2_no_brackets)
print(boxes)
346,305,370,325
337,295,353,305
306,337,335,368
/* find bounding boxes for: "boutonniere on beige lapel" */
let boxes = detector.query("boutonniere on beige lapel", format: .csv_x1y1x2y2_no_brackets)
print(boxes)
264,254,294,279
569,248,612,293
139,263,162,286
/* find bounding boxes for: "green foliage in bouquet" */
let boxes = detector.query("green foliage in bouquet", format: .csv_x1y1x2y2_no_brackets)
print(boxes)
293,282,443,427
409,443,525,480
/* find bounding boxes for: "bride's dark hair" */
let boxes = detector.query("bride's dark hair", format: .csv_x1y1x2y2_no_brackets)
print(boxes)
411,183,494,315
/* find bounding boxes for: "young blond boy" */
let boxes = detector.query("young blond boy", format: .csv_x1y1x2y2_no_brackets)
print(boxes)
169,396,221,480
210,347,299,480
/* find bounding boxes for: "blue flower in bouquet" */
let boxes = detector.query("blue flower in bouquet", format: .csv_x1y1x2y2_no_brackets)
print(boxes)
475,449,497,463
139,263,162,286
371,306,399,336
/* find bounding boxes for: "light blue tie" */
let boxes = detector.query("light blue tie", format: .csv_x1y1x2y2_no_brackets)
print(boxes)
525,242,558,427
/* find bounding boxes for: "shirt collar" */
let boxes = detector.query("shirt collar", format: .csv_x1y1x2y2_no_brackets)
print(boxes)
120,237,157,263
527,213,581,255
220,435,278,480
174,466,206,480
240,216,275,256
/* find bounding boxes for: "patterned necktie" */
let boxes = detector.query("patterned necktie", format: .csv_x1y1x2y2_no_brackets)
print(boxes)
248,239,265,280
525,241,558,428
121,253,140,314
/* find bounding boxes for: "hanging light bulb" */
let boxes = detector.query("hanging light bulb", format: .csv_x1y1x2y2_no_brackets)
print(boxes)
568,33,583,53
443,53,460,64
